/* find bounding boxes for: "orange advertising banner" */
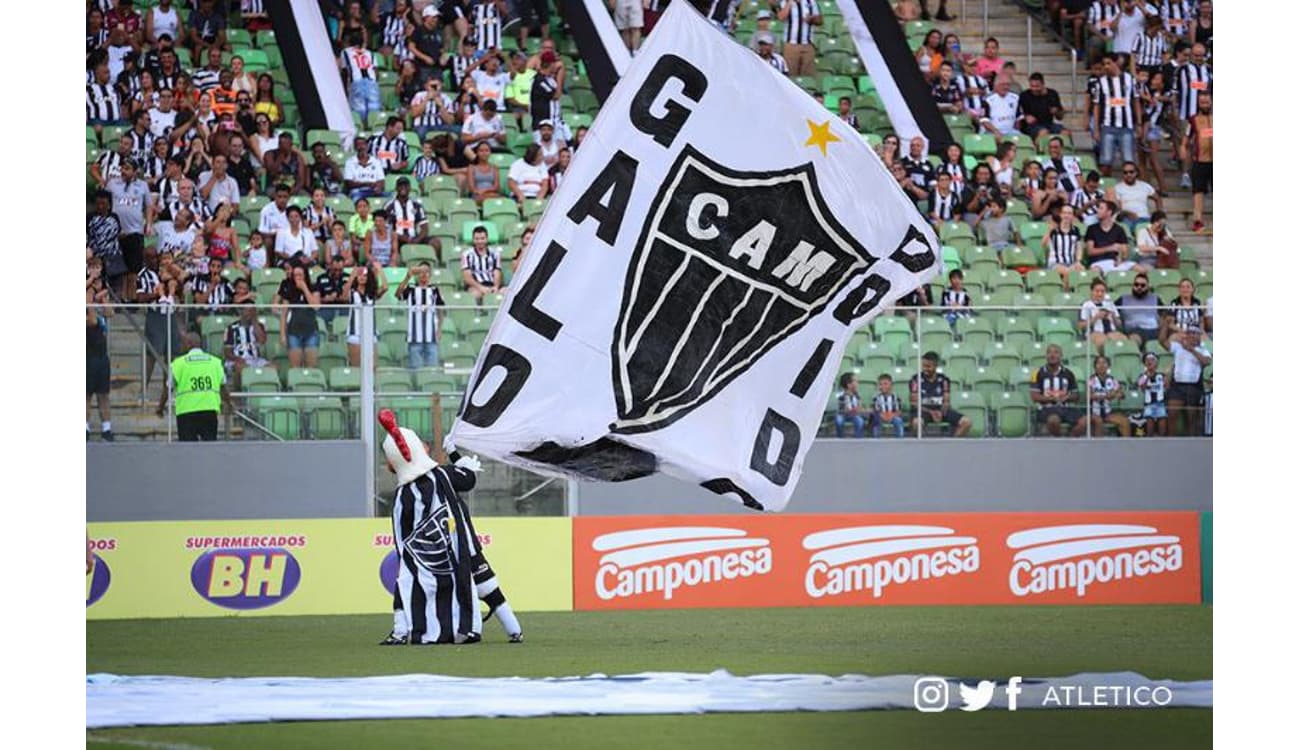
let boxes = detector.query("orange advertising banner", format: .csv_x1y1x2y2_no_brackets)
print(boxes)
572,512,1201,610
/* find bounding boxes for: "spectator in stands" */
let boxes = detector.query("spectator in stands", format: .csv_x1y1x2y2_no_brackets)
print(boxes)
193,256,233,312
504,51,537,130
137,247,182,387
1133,210,1176,270
87,259,115,442
341,30,381,125
979,75,1021,138
309,142,343,195
467,141,503,203
305,188,337,246
222,298,267,389
932,62,963,114
396,262,446,369
92,135,132,189
386,177,432,257
834,372,868,439
893,161,929,209
348,196,375,250
223,134,258,197
274,263,322,368
1113,272,1162,351
147,89,179,140
263,133,310,196
927,171,961,228
611,0,645,51
248,115,279,165
362,204,398,266
1031,343,1086,436
315,253,349,328
187,0,229,56
1167,326,1210,436
410,76,458,142
108,159,150,285
244,230,268,271
941,268,972,325
1083,200,1135,272
1109,160,1161,234
910,351,971,437
1030,168,1070,221
407,5,446,82
778,0,822,78
756,34,788,74
1040,135,1083,194
1135,350,1167,435
1044,204,1086,285
1079,278,1127,352
1181,90,1212,233
988,141,1017,191
1055,0,1091,56
512,226,535,275
747,11,778,51
1161,277,1205,339
1112,0,1148,70
962,164,997,225
344,260,388,366
462,98,508,157
1087,354,1131,437
461,225,505,302
977,195,1016,252
323,220,358,267
275,207,320,268
878,135,901,170
1072,169,1104,227
534,120,566,168
377,0,415,61
412,141,440,183
1136,69,1170,194
1086,0,1120,65
206,203,239,267
198,153,240,211
1093,53,1140,177
471,50,511,110
258,184,292,240
108,1,143,48
1018,72,1071,150
89,190,128,298
229,54,257,95
191,46,224,96
126,110,155,165
871,373,906,438
370,116,411,174
916,29,945,83
508,143,551,203
344,137,387,202
973,37,1006,81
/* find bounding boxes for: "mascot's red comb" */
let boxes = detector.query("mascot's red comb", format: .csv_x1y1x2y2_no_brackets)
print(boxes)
377,408,411,461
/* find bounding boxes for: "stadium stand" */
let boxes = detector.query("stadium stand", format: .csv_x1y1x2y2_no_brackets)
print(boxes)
86,0,1211,441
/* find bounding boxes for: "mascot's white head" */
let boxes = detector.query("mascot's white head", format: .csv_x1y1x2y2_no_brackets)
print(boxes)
379,409,438,485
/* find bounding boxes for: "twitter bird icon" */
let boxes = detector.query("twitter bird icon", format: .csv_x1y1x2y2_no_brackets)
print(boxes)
959,680,996,711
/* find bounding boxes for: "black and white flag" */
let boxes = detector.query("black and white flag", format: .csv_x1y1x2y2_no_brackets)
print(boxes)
449,2,940,512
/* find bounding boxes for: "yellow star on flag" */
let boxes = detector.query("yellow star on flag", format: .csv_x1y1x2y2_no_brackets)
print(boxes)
804,119,841,157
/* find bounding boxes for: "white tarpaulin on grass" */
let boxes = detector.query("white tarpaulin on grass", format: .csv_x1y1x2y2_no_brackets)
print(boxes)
87,671,1211,727
446,1,941,513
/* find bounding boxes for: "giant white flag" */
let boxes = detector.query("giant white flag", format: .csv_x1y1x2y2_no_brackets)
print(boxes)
448,2,941,512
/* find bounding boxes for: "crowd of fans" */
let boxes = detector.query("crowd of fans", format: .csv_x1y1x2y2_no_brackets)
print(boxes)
85,1,1212,441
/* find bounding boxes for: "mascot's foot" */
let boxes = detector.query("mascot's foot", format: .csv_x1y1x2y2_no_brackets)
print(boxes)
508,632,524,644
378,632,408,646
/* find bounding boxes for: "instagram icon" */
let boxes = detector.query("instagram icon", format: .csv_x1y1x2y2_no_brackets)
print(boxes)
913,677,950,712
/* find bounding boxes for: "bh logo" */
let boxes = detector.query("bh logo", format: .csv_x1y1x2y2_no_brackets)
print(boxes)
379,550,400,595
86,554,111,607
190,548,302,610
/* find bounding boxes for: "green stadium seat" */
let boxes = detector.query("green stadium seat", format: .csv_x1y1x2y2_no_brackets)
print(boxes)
377,369,414,392
1003,199,1032,223
986,269,1025,294
1007,366,1037,395
252,396,301,440
1025,269,1064,296
938,222,976,251
377,395,432,437
327,366,361,392
1003,133,1037,153
287,368,328,393
302,396,348,440
415,368,462,395
963,133,997,157
970,367,1007,406
253,30,277,49
955,317,995,350
963,245,1001,274
857,341,898,371
942,341,980,372
1037,316,1077,348
200,314,232,354
1002,245,1039,269
317,341,348,372
984,341,1022,376
872,315,914,353
1019,221,1049,247
995,391,1031,437
952,391,987,436
240,366,281,393
919,314,953,352
997,315,1036,348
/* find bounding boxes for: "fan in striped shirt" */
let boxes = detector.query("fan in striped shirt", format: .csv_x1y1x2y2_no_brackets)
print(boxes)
461,227,504,301
223,302,269,384
1131,16,1167,75
92,134,133,188
1071,170,1105,226
1093,55,1140,175
871,374,906,439
87,62,124,125
1043,204,1086,281
1173,43,1211,120
956,70,988,119
471,0,505,51
369,118,411,173
1159,0,1195,38
190,259,235,312
379,1,414,62
927,172,961,226
397,262,446,369
755,33,787,74
941,269,972,324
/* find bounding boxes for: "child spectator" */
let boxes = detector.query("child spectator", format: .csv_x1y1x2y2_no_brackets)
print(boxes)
941,269,972,325
977,196,1016,253
872,374,906,438
244,231,268,271
837,96,858,130
835,372,869,438
1087,355,1131,437
1135,351,1168,436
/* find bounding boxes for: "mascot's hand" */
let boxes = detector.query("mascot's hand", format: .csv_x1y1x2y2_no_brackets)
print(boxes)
454,454,483,473
442,434,457,456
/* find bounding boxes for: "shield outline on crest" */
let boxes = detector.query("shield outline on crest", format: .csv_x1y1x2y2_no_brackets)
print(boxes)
609,144,876,436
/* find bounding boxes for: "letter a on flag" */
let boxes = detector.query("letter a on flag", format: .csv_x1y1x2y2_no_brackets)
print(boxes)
449,2,941,512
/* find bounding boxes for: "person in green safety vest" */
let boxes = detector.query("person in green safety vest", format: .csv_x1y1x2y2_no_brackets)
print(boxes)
157,332,229,441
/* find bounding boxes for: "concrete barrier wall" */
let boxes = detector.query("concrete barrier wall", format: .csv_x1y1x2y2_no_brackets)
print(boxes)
87,438,1211,520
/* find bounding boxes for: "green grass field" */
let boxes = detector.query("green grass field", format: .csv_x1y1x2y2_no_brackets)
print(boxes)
87,606,1212,749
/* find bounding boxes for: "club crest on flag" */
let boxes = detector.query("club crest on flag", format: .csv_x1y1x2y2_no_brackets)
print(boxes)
612,146,875,435
448,1,941,512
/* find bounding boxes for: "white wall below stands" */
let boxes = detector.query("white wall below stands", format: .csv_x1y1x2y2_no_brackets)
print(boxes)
572,438,1213,515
